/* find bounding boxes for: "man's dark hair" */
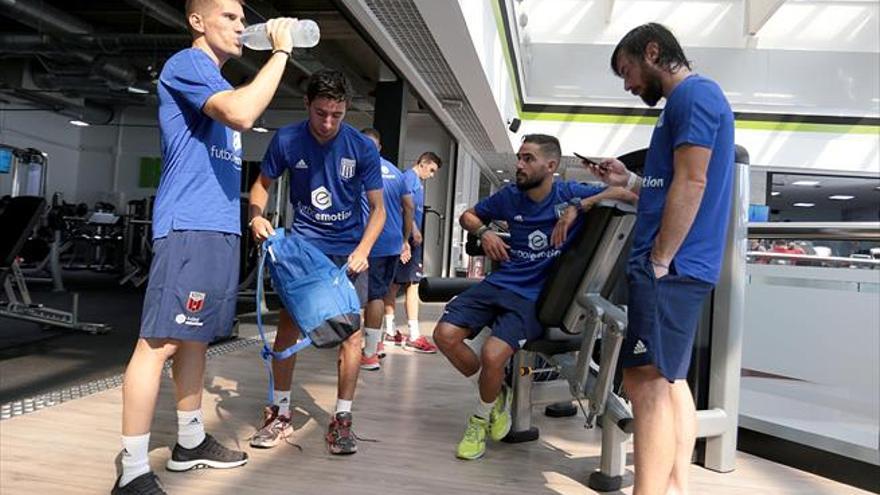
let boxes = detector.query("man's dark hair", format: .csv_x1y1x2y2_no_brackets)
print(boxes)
306,69,352,103
417,151,443,168
611,23,691,76
522,134,561,162
361,127,381,142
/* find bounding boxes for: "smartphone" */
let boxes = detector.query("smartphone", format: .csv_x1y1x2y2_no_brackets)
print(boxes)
573,152,599,166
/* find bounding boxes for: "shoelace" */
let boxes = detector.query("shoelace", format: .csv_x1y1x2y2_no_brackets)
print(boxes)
463,420,485,442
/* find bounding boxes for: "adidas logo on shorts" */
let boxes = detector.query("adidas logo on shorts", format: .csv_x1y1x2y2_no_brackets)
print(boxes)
633,340,647,355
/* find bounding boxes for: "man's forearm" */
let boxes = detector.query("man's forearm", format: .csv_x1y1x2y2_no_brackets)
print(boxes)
248,178,272,222
356,198,386,253
652,176,706,265
460,210,485,234
402,201,414,242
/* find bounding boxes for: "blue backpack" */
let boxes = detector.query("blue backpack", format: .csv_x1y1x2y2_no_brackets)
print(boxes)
256,229,361,402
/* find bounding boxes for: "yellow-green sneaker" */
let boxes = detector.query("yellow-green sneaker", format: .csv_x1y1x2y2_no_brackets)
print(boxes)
456,415,488,460
489,385,512,441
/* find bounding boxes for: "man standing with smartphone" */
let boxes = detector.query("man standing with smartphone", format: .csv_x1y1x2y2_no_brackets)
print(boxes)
585,23,734,495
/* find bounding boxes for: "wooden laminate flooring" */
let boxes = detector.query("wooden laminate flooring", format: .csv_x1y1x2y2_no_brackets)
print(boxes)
0,321,869,495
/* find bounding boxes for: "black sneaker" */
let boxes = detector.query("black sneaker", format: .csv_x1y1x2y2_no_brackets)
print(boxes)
165,434,248,472
111,472,167,494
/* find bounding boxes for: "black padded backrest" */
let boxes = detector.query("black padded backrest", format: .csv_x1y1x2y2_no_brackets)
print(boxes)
536,204,630,328
0,196,46,268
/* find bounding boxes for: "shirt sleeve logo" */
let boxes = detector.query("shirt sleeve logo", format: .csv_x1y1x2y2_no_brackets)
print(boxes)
340,157,356,179
311,186,332,210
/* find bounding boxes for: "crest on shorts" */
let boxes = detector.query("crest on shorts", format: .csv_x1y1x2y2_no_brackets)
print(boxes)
186,291,206,313
340,157,356,179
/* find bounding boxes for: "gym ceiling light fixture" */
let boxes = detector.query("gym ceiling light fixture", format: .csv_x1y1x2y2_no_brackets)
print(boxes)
828,195,855,201
792,180,821,187
792,202,815,208
69,120,90,127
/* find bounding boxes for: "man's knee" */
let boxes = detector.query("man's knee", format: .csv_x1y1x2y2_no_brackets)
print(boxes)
623,365,669,402
433,323,465,350
340,329,363,350
139,337,180,360
480,337,513,371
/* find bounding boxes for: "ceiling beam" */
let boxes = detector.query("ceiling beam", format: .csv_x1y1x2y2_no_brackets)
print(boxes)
745,0,787,36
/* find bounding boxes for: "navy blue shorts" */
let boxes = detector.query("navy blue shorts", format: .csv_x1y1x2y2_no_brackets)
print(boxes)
619,254,713,381
394,242,423,284
439,282,543,352
367,255,398,301
329,255,368,308
140,230,240,343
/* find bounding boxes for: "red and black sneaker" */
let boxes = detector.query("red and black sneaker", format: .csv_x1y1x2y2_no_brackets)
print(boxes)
326,412,358,455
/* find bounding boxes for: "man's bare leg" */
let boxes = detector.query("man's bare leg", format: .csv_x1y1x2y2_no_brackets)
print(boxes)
624,365,676,495
667,380,696,495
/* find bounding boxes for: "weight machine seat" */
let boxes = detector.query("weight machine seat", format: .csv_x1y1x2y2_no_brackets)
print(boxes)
0,196,46,271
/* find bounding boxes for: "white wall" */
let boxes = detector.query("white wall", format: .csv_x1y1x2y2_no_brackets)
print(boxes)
403,112,453,276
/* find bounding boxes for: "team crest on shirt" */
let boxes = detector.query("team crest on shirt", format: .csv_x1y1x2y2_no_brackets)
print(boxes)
186,291,206,313
340,157,356,179
232,131,241,151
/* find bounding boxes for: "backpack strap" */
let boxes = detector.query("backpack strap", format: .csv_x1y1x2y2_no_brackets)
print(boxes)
255,230,312,404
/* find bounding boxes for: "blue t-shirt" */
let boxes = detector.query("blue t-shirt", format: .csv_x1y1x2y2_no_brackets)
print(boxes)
475,181,604,301
153,48,241,239
261,121,383,256
402,168,424,232
628,75,735,284
362,158,411,257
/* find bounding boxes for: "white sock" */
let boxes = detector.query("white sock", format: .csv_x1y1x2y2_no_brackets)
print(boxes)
274,390,291,418
336,399,353,414
176,409,206,449
468,370,481,390
364,327,382,356
408,319,421,340
119,433,150,487
475,397,495,420
384,314,395,336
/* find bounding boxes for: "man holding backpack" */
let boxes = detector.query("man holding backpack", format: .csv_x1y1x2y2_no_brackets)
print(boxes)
248,69,385,455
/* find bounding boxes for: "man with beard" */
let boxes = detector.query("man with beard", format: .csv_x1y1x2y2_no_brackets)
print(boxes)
433,134,634,460
585,23,734,495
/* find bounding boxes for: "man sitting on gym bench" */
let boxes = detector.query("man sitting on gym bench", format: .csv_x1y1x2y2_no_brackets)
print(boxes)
433,134,635,460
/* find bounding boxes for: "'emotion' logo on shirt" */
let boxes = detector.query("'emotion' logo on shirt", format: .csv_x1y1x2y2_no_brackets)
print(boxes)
340,158,356,180
528,230,548,251
311,186,332,210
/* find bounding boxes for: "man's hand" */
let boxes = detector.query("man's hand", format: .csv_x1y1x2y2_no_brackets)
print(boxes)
250,216,275,242
551,205,580,248
412,228,423,247
348,248,370,274
480,231,510,262
584,157,631,188
266,17,296,53
650,256,670,279
400,242,412,264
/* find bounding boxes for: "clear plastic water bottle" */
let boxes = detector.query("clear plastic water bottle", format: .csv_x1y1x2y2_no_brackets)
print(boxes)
240,20,320,50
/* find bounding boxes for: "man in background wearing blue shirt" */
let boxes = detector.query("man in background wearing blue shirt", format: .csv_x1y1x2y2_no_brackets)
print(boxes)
383,152,442,353
248,70,385,455
586,23,735,495
434,134,634,460
115,1,296,493
358,128,414,371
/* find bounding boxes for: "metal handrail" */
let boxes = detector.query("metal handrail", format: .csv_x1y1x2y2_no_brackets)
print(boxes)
747,251,880,267
748,222,880,241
